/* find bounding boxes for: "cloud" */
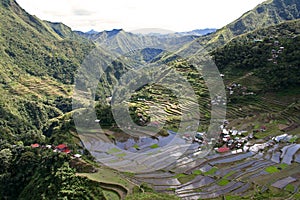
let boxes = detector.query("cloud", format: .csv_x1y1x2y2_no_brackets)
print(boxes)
16,0,267,32
72,9,95,16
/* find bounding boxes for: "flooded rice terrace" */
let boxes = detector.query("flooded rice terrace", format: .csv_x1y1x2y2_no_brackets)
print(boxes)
114,130,201,153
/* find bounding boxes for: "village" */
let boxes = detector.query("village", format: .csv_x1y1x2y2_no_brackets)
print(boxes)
30,143,82,159
192,119,298,155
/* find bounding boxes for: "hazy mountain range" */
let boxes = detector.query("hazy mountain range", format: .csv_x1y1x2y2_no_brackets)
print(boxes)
0,0,299,199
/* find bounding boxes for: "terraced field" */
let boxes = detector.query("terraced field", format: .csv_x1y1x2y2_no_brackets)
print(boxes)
129,142,300,199
76,49,300,199
79,61,300,199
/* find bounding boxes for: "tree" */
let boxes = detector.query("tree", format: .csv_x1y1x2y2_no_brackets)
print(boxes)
0,148,12,173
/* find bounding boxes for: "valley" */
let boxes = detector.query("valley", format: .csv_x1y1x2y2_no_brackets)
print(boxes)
0,0,299,199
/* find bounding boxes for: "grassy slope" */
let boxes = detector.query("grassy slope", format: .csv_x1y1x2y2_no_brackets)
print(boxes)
180,0,300,53
0,0,299,199
0,0,95,141
211,19,300,138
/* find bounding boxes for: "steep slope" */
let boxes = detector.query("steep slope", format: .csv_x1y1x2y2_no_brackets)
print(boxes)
0,0,94,140
210,19,300,134
0,1,114,199
182,0,300,52
213,19,300,90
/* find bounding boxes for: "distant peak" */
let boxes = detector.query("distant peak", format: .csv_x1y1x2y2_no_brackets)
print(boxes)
105,29,124,37
85,29,99,35
176,28,217,36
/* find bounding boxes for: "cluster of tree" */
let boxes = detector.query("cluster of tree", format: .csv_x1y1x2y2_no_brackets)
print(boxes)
0,145,103,199
213,20,300,91
0,111,103,199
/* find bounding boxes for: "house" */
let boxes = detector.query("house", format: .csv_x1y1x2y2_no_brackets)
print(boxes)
56,144,67,150
194,132,205,143
31,143,40,148
222,129,229,135
273,134,288,143
232,130,238,136
62,148,71,154
56,144,71,154
73,154,82,158
243,145,250,152
217,147,230,153
249,143,268,153
232,149,243,154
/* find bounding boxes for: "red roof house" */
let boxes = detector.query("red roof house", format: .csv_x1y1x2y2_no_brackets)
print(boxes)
56,144,67,150
62,148,71,154
217,147,230,153
56,144,71,154
31,143,40,148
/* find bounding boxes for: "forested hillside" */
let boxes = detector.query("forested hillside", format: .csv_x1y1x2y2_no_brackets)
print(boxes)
0,1,106,199
188,0,300,50
213,19,300,91
0,0,299,199
0,0,94,140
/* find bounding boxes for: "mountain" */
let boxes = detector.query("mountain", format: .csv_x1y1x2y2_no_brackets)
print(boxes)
0,2,104,198
85,29,99,35
213,19,300,90
180,0,300,52
78,28,199,55
176,28,217,36
0,0,300,199
226,0,300,36
0,0,93,147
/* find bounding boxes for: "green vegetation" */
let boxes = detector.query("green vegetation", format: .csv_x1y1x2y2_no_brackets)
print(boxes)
278,163,289,169
149,144,159,149
173,173,200,184
204,167,218,176
0,146,104,199
0,0,300,199
217,179,230,186
223,171,236,179
224,195,243,200
107,148,122,154
115,153,127,157
103,190,119,200
173,173,187,179
265,163,289,174
213,19,300,91
78,168,134,192
216,171,235,187
192,0,300,51
192,169,202,175
125,192,180,200
0,0,95,144
285,184,295,193
265,166,281,173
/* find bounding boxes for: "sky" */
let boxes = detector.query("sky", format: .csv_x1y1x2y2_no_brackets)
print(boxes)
16,0,267,33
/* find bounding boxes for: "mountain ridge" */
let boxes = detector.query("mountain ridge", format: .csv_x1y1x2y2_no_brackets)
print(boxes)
181,0,300,52
0,0,300,199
